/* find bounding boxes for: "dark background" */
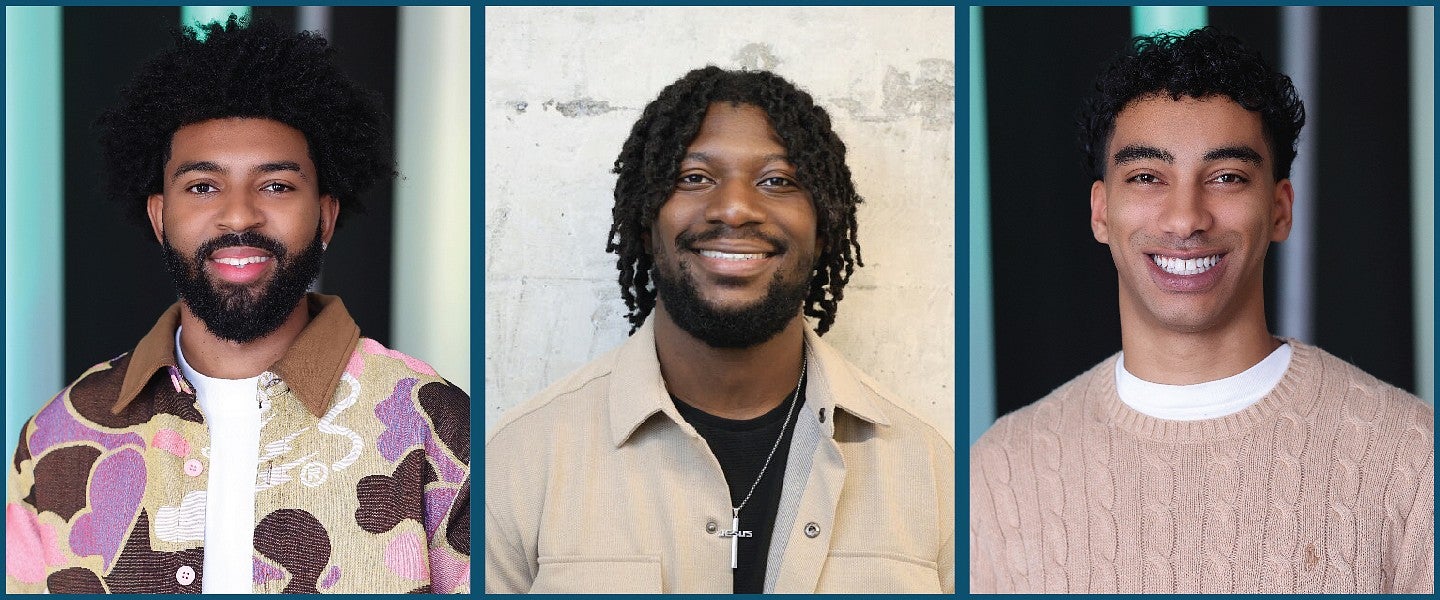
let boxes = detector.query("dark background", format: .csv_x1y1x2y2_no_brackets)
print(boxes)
61,7,399,378
983,7,1417,417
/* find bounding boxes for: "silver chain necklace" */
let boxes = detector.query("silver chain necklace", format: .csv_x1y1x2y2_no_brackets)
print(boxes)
717,351,806,570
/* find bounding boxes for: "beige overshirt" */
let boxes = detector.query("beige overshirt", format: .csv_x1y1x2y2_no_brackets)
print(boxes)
485,319,955,593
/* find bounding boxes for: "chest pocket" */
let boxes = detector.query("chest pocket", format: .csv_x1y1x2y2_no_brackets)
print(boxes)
816,551,942,593
531,556,662,593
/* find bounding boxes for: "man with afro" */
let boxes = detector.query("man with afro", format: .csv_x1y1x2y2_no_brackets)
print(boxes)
6,16,470,594
485,66,955,593
970,27,1432,593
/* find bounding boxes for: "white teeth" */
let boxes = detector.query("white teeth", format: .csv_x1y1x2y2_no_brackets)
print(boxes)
1152,254,1221,276
213,256,270,267
698,250,766,261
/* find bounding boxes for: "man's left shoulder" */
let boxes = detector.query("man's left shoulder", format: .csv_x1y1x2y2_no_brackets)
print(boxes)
1304,342,1433,439
348,337,469,398
823,345,953,453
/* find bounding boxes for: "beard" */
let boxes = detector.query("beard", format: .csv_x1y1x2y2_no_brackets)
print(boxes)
652,229,814,349
161,225,325,343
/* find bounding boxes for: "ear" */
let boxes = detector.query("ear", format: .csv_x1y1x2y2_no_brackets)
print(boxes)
146,193,166,244
1089,180,1110,244
1270,178,1294,242
319,195,339,246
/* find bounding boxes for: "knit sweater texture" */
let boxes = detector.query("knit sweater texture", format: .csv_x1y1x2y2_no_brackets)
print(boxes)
970,340,1434,593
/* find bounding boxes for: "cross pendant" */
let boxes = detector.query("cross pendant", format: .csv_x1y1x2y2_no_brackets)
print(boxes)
717,508,752,569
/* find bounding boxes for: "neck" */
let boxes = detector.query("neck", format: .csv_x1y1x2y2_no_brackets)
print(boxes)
653,303,807,421
177,298,311,380
1119,300,1279,385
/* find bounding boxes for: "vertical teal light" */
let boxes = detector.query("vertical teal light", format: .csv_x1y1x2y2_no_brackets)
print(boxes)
182,6,250,33
968,6,995,446
1132,6,1207,36
1411,6,1435,404
5,7,63,475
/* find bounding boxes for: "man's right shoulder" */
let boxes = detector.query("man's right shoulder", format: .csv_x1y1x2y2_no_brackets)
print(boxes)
485,346,623,447
25,353,144,429
971,356,1114,457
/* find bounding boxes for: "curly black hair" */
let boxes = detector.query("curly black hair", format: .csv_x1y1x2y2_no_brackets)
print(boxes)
98,14,391,232
607,66,864,336
1078,26,1306,182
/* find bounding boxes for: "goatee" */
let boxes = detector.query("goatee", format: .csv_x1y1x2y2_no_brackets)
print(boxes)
652,232,813,348
161,225,325,343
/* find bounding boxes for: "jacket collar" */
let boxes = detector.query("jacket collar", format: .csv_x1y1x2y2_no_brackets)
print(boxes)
607,318,892,448
113,293,361,419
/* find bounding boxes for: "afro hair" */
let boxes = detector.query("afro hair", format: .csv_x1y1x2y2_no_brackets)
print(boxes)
97,14,392,231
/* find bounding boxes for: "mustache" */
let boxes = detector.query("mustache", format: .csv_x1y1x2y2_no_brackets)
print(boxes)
676,226,789,254
193,232,288,261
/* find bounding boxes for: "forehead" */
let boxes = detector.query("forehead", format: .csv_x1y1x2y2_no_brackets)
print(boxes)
167,118,314,170
686,102,786,154
1109,95,1268,162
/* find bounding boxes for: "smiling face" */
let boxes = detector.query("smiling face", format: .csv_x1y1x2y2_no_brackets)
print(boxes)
1090,94,1293,338
147,117,338,343
646,102,819,348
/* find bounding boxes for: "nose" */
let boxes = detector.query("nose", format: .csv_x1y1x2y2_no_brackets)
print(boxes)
1159,182,1213,239
215,188,265,233
704,179,765,228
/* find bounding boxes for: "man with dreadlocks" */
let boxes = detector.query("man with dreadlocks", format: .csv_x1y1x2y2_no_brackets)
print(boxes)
486,66,954,593
5,17,469,594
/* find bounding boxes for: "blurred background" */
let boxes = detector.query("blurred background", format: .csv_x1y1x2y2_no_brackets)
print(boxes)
486,6,956,445
969,6,1435,445
6,6,470,462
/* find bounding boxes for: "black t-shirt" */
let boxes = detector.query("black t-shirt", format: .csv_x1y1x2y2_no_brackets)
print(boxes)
671,375,806,594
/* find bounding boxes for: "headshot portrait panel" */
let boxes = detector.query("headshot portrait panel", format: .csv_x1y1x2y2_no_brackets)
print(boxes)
485,5,955,594
973,5,1434,424
969,6,1434,594
484,6,956,442
6,6,470,593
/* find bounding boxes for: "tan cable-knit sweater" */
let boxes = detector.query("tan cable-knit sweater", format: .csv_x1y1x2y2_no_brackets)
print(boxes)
970,340,1433,593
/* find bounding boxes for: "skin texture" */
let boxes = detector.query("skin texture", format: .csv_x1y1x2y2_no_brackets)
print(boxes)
146,117,338,379
647,103,819,420
1089,95,1293,384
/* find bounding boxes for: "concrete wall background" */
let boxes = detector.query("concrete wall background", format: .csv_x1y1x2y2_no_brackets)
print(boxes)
484,6,956,445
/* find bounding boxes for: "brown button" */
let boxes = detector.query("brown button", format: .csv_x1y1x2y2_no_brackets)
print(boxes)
819,408,826,423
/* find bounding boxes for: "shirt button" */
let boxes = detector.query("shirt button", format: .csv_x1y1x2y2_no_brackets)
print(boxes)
819,408,827,423
183,459,203,477
175,565,195,585
804,522,821,538
705,520,718,534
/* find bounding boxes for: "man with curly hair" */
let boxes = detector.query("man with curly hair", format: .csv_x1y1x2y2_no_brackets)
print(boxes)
486,67,954,593
969,27,1432,593
5,16,470,594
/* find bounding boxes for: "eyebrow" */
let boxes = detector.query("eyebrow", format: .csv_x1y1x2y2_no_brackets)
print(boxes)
1202,145,1265,165
1111,145,1173,166
169,160,309,182
683,151,791,164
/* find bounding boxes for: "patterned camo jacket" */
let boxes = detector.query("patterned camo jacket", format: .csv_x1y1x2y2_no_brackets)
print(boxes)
6,294,471,593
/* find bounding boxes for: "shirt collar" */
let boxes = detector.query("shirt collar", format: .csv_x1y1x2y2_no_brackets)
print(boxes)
606,318,892,448
113,293,361,419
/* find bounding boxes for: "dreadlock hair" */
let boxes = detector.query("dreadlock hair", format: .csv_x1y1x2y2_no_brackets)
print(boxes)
1078,26,1306,182
98,14,392,233
607,66,864,336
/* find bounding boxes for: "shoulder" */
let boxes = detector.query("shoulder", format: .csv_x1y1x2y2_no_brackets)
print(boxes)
972,355,1115,461
1299,341,1433,448
485,345,621,449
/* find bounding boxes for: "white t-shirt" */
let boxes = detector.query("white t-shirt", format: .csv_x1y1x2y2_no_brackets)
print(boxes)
1116,342,1293,421
175,328,263,593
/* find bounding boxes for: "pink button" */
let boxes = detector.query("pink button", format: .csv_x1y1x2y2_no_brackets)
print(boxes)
183,459,203,477
176,565,195,585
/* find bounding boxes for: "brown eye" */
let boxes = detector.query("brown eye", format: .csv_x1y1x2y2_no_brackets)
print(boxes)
758,176,796,187
186,183,217,194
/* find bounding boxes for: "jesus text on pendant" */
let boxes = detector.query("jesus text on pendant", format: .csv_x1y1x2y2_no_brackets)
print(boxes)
718,530,753,538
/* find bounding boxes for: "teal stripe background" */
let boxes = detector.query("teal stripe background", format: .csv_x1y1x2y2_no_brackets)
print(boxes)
4,6,64,477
